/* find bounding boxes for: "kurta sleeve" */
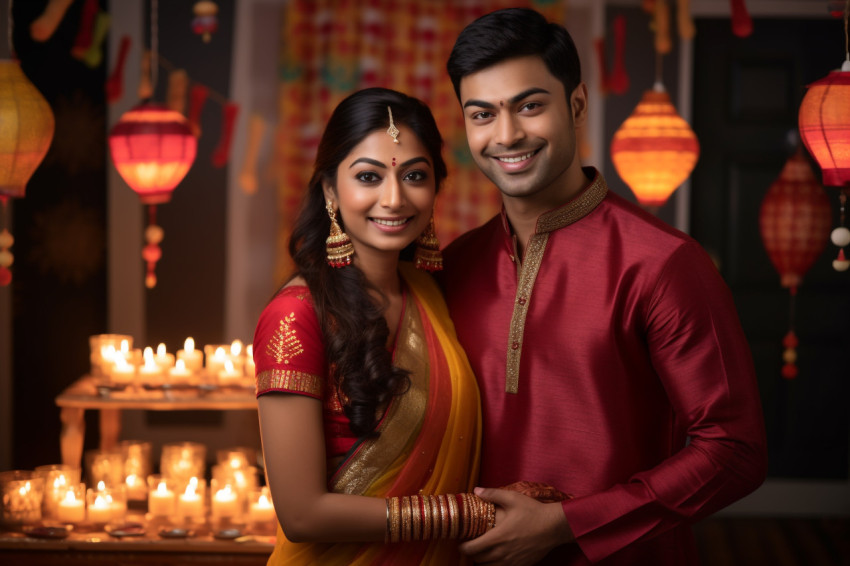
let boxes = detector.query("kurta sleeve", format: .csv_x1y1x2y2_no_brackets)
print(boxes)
562,241,768,563
253,286,327,399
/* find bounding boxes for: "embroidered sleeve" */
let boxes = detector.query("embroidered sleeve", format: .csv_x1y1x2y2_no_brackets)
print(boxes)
252,286,326,399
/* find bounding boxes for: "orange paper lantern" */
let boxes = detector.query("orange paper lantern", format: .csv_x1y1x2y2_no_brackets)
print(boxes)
798,62,850,189
109,103,197,288
0,59,56,286
610,85,700,210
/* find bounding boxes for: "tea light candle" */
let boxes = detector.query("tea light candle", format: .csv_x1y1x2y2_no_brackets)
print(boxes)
206,346,228,376
2,480,42,523
218,359,241,386
57,489,85,523
176,477,204,519
111,354,136,384
177,337,203,372
249,489,275,523
211,484,239,520
87,492,112,524
138,347,162,380
148,480,175,516
155,343,175,369
168,359,192,382
244,345,255,378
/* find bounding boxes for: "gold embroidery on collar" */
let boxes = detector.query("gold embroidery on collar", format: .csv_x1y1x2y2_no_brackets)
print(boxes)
506,232,549,394
255,368,323,397
266,312,304,365
536,174,608,234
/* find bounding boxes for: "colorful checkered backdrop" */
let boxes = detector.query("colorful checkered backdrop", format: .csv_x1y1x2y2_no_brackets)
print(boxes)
274,0,567,281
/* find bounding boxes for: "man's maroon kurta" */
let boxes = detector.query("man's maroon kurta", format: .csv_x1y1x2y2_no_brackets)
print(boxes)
441,170,767,564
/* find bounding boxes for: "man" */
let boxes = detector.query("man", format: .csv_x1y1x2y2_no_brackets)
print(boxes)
440,8,767,565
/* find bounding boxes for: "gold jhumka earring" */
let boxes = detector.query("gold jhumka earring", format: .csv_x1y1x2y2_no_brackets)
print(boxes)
414,215,443,272
326,200,354,267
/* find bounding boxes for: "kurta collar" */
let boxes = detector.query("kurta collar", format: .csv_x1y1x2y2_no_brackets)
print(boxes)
498,167,609,238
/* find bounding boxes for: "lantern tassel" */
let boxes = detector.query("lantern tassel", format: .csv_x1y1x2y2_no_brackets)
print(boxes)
188,84,209,138
0,196,12,287
211,102,239,168
143,205,164,289
106,35,132,104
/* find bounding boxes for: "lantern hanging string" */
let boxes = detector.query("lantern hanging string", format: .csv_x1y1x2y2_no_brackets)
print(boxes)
150,0,158,92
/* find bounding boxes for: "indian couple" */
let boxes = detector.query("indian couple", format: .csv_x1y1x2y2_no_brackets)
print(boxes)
252,7,767,566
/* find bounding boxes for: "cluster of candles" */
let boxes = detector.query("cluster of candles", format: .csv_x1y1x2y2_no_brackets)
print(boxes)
89,334,256,387
0,442,275,532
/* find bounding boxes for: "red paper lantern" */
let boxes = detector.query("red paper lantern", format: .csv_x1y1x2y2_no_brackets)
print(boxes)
798,61,850,271
109,103,197,288
759,151,832,379
0,60,55,286
610,85,700,210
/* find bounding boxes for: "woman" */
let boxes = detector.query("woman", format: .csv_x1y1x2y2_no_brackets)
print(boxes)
253,87,491,565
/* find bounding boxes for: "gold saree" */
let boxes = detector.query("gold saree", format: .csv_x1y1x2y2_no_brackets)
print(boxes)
266,263,481,565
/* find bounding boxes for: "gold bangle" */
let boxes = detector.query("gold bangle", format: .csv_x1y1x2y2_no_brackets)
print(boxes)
410,495,422,541
461,493,472,539
430,495,441,539
447,492,460,539
438,495,449,539
385,498,391,543
401,496,412,542
388,496,401,543
421,494,432,540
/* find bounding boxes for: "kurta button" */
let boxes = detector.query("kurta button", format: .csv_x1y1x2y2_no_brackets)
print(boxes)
517,296,527,305
511,341,520,350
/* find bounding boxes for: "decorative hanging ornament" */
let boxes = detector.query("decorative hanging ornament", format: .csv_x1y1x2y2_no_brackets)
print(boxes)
610,83,700,211
758,151,832,379
108,103,197,288
192,1,219,43
798,38,850,272
0,60,56,286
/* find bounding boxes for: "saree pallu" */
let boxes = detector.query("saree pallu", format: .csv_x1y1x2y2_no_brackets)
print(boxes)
266,263,481,565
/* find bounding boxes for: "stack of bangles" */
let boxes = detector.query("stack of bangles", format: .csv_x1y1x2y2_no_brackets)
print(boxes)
385,493,496,543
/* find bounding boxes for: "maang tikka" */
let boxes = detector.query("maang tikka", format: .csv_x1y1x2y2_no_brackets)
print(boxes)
386,106,400,143
326,200,354,267
414,215,443,272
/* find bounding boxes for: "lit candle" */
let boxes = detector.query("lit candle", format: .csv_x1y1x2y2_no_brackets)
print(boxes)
176,477,204,519
218,359,241,386
211,484,239,520
2,480,42,523
87,492,112,524
245,345,255,378
177,337,203,372
148,480,175,516
138,347,162,381
56,489,85,523
154,343,175,369
206,346,228,376
111,354,136,384
125,473,144,499
230,339,243,358
168,359,192,383
249,489,276,523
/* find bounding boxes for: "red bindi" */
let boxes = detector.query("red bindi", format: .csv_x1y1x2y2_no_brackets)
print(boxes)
391,157,397,166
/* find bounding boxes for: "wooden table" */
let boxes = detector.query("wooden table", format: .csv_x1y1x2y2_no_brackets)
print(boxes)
55,377,258,468
0,520,274,565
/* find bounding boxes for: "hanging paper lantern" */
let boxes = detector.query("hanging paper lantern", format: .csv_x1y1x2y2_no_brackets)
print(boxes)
610,84,700,210
799,60,850,271
192,1,219,43
109,102,197,288
759,151,832,379
0,60,56,286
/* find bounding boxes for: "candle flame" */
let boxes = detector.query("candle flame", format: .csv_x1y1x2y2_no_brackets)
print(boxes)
144,346,154,361
214,346,227,360
64,489,77,503
185,337,195,353
157,343,167,356
53,475,67,489
224,359,235,372
101,344,116,361
258,493,272,507
94,494,109,507
230,339,243,356
246,344,253,356
174,359,187,371
157,481,169,494
120,339,130,354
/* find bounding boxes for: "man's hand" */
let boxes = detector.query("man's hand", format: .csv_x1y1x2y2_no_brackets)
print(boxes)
459,488,575,565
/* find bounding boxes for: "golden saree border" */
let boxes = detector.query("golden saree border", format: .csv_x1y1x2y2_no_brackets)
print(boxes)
505,173,608,394
329,293,430,495
255,368,323,398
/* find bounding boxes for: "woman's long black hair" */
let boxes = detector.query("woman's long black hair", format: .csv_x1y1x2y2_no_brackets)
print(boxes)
287,88,447,437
